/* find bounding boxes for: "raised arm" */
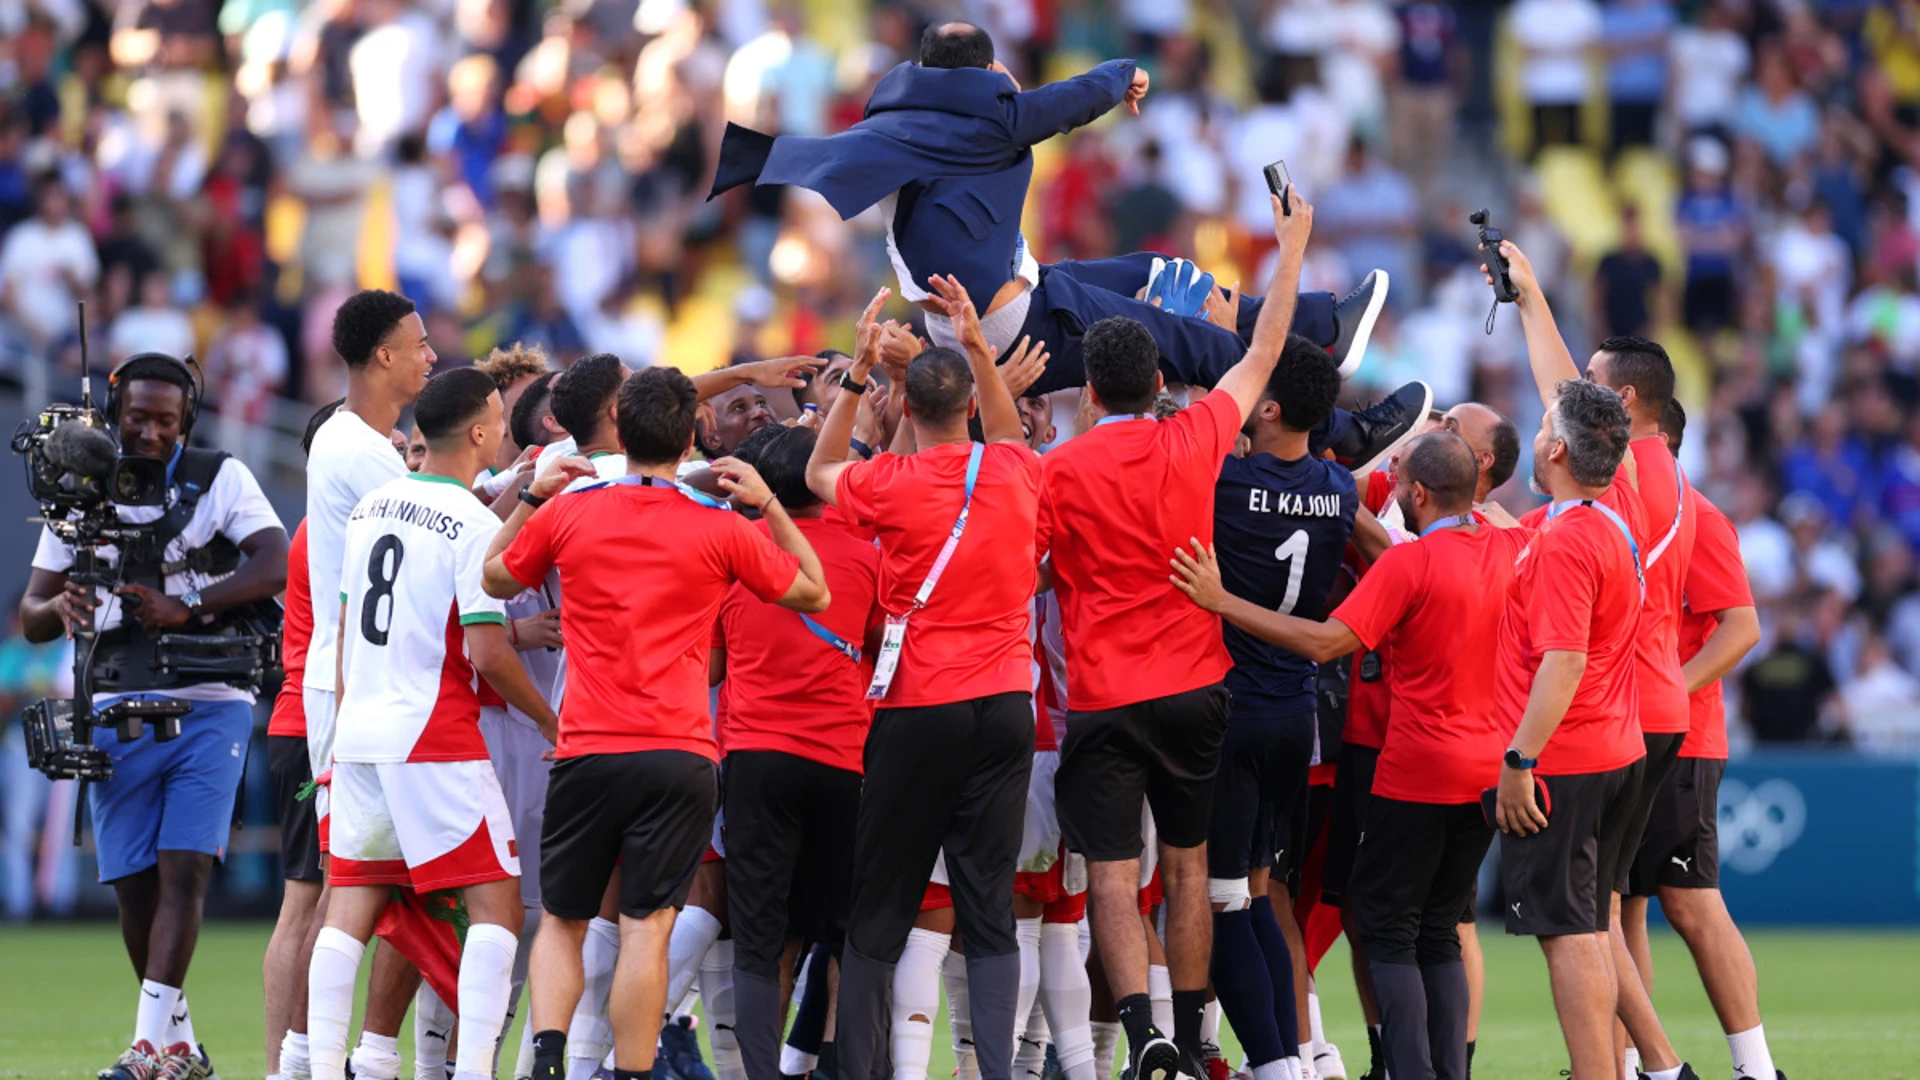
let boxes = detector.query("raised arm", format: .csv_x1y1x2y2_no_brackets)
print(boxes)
1216,189,1314,423
712,457,832,614
1006,59,1143,147
691,355,827,402
482,456,596,598
809,288,891,504
925,274,1025,445
1487,239,1581,406
1168,540,1360,662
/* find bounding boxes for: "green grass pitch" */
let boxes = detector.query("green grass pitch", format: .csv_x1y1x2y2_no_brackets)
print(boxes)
0,923,1914,1078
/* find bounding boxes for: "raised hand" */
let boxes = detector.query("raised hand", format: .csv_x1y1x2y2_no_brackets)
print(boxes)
1203,281,1241,333
852,287,892,376
1273,189,1314,258
996,336,1049,399
736,355,827,389
925,275,989,360
1481,240,1540,305
877,321,922,376
529,455,597,500
709,455,776,509
1125,68,1150,115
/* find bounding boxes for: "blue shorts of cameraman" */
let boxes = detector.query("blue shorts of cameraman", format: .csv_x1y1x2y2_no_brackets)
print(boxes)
88,693,254,882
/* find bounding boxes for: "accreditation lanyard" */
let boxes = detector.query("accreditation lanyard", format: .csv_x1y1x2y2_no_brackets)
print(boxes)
612,475,861,663
1418,513,1475,538
1095,414,1155,426
867,442,985,700
1643,462,1688,570
1546,498,1645,604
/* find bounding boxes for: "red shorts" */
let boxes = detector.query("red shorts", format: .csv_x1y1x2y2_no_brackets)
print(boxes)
702,844,724,864
1309,762,1337,786
1138,870,1162,917
1044,892,1088,924
922,882,953,912
1016,867,1062,904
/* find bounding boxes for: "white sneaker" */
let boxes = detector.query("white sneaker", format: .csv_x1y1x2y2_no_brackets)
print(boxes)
1312,1042,1347,1080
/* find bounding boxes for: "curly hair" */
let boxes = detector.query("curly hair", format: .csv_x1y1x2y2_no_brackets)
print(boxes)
1084,317,1160,415
330,289,416,369
1264,334,1341,433
477,341,552,392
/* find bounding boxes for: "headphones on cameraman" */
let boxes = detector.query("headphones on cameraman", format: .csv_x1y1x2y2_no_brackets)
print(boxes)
107,352,204,443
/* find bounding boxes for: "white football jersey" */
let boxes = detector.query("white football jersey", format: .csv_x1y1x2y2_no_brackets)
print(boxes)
335,472,506,764
306,410,407,692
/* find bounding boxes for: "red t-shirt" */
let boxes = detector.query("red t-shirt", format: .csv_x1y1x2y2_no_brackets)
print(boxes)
1036,391,1240,711
1623,437,1695,735
835,440,1041,708
500,484,801,759
713,517,881,773
1342,470,1397,749
1493,491,1647,776
1678,490,1753,761
267,521,311,738
1333,524,1533,804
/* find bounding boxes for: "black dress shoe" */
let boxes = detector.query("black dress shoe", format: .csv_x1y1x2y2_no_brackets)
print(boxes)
1314,380,1434,475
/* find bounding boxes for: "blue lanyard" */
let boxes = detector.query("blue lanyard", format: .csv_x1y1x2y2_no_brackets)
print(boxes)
1095,414,1154,427
595,473,734,511
910,442,985,610
800,615,861,663
1546,498,1645,601
1419,513,1475,538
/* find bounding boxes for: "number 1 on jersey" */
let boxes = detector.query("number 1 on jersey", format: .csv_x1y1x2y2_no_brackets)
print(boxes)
1273,529,1309,615
361,535,406,646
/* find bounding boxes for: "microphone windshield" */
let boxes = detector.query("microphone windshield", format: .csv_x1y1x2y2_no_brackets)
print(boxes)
45,420,119,480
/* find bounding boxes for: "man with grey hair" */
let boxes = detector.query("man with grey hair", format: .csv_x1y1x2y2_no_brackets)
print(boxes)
1489,376,1650,1080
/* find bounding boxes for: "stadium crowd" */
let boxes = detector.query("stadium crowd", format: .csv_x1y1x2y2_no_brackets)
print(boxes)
0,1,1916,1080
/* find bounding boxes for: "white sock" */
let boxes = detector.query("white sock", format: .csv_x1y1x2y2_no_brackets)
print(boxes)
515,1018,537,1080
349,1032,402,1080
1253,1062,1289,1080
500,909,539,1079
1729,1024,1775,1080
1091,1021,1121,1080
893,928,951,1080
1307,991,1327,1058
781,1046,821,1076
1015,918,1045,1053
1624,1047,1641,1076
667,906,724,1014
944,948,980,1080
1148,964,1174,1038
1645,1067,1683,1080
567,916,623,1074
453,922,521,1080
1016,1001,1051,1080
1040,922,1096,1080
1282,1057,1306,1080
135,979,179,1052
415,984,455,1080
306,928,366,1080
1077,918,1092,964
166,992,196,1051
702,940,744,1080
281,1032,312,1080
1202,998,1221,1051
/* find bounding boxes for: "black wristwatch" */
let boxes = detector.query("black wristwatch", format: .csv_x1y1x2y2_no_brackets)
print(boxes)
519,488,548,509
1504,747,1538,771
838,372,867,395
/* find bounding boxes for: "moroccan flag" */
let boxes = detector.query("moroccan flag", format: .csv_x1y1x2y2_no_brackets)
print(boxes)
374,885,468,1013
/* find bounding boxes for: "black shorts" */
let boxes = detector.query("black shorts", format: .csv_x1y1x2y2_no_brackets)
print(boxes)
268,735,323,883
1616,731,1686,894
542,750,718,921
1206,711,1314,880
1499,760,1646,938
1058,683,1229,860
1628,756,1725,893
1321,742,1379,906
1348,798,1492,966
723,750,861,977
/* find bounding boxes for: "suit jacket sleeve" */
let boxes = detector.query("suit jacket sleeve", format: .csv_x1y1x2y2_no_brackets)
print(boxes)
1005,59,1136,148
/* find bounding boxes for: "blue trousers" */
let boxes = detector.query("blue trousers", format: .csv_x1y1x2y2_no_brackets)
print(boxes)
1018,253,1338,395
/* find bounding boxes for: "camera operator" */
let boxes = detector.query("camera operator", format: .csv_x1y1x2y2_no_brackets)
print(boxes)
18,353,289,1080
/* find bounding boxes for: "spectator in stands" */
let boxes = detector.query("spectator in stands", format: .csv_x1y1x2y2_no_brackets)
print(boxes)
1388,1,1463,204
1736,42,1822,166
107,271,196,364
1315,136,1420,305
1510,0,1602,157
1601,0,1674,158
1837,631,1920,752
1591,205,1665,339
0,178,97,353
1782,402,1877,528
1667,1,1748,143
1879,411,1920,554
1675,137,1746,333
1741,601,1841,743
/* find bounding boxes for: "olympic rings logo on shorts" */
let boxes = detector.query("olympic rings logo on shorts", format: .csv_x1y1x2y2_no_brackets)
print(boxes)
1716,778,1807,875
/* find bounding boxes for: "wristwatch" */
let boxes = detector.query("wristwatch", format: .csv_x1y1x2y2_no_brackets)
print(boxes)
1504,747,1538,771
838,372,867,395
519,488,548,509
181,590,204,617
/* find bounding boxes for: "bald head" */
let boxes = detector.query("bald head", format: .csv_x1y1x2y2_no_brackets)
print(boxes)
1443,402,1519,498
921,22,995,68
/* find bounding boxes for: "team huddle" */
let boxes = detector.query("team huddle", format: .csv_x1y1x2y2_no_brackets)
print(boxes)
230,172,1788,1080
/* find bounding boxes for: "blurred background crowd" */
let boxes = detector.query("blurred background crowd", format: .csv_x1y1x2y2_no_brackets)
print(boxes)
2,0,1920,914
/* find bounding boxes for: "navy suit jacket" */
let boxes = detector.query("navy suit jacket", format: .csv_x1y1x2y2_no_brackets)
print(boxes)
710,59,1135,307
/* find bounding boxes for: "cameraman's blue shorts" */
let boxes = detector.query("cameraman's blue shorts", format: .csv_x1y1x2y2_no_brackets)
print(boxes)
88,695,253,883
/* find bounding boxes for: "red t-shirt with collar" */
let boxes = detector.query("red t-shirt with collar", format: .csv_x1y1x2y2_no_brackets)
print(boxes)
713,516,882,773
1494,490,1648,776
500,483,801,760
267,520,311,738
1036,390,1240,712
1342,470,1397,749
834,440,1041,708
1678,489,1752,761
1624,437,1695,735
1333,523,1533,804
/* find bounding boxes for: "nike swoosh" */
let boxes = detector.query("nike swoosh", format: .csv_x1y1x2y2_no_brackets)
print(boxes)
143,989,161,998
